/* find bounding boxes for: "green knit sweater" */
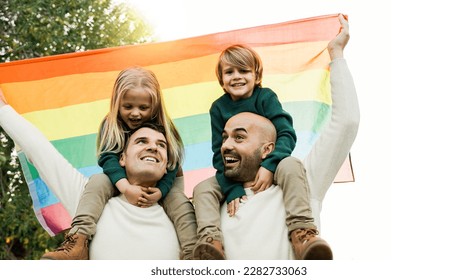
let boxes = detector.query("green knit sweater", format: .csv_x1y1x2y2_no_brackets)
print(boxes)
209,86,296,203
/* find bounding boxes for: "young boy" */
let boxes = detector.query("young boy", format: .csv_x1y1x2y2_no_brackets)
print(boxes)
192,42,332,260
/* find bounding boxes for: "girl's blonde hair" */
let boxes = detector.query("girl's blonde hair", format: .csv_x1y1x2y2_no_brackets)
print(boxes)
215,44,263,88
97,67,184,170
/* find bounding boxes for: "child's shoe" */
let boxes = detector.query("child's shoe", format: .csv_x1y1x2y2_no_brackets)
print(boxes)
41,232,89,260
291,228,333,260
193,236,225,260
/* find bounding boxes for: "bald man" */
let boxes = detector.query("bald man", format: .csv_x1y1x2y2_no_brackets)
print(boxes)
221,113,277,185
194,112,332,260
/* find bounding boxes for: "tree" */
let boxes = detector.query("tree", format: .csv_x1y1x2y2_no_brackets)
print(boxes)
0,0,153,62
0,0,153,259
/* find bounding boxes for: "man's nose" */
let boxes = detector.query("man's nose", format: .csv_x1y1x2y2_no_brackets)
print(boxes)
221,138,234,152
146,142,157,152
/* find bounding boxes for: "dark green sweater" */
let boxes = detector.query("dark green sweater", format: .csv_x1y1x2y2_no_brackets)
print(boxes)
209,86,296,203
97,121,178,199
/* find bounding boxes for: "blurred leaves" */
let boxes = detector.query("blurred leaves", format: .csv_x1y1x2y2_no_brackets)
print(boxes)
0,0,154,62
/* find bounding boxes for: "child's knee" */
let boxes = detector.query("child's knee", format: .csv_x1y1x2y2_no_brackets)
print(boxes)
86,173,115,196
277,156,304,175
88,173,111,185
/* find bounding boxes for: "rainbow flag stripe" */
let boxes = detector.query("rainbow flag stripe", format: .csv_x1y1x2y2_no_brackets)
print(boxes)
0,14,353,236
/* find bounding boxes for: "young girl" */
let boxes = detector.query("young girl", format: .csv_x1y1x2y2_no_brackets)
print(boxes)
40,67,197,260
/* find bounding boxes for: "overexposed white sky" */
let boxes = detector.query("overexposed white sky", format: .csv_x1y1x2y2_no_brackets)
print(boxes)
125,0,372,42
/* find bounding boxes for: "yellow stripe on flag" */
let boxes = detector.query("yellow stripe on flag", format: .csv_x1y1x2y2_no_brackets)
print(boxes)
23,100,109,141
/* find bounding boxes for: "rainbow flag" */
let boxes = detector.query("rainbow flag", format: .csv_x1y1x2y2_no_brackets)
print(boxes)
0,14,353,236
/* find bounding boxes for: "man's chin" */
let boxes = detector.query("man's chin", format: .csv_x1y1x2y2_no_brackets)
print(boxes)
223,169,238,179
135,170,166,183
224,169,253,183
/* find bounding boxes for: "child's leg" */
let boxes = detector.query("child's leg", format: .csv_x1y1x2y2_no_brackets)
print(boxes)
275,156,315,232
70,173,118,237
275,156,332,260
41,173,116,260
192,176,225,259
161,176,197,260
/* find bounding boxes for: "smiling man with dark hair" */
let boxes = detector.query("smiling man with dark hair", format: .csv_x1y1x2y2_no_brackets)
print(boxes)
120,122,169,189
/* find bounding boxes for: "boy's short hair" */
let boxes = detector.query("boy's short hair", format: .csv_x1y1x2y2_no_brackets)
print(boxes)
216,44,263,87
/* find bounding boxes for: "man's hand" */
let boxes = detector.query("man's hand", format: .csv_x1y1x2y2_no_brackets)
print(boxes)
250,166,273,194
138,187,162,208
227,195,248,217
327,14,349,60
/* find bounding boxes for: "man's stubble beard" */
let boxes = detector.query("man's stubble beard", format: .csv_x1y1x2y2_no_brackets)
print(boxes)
224,147,262,182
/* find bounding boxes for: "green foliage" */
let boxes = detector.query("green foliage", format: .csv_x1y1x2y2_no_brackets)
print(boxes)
0,0,153,259
0,128,64,260
0,0,153,62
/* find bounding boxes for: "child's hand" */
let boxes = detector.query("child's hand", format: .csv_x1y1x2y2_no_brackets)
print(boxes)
250,166,273,194
123,184,145,206
138,187,162,208
327,14,350,60
227,195,248,217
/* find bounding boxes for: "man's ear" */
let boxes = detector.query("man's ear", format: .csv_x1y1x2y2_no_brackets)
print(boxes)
261,142,275,159
119,153,126,167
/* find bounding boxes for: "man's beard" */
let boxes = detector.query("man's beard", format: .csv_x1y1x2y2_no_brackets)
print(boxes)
224,148,262,182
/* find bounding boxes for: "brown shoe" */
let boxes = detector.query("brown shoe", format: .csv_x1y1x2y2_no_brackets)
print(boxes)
193,236,226,260
41,233,89,260
291,228,333,260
